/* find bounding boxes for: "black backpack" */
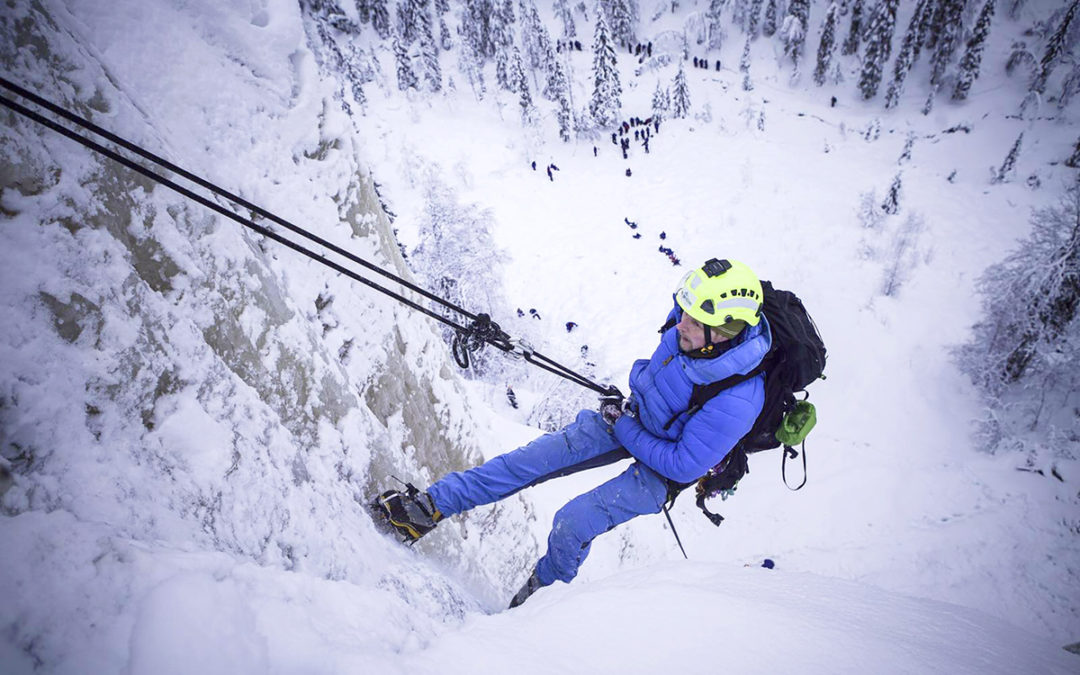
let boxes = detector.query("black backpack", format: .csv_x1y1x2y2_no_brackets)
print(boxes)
666,281,827,525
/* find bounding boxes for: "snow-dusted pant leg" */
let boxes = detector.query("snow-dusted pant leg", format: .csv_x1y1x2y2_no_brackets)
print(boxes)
534,462,670,587
427,410,625,517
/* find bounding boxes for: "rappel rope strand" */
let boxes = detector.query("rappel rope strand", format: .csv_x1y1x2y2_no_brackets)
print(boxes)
0,78,614,396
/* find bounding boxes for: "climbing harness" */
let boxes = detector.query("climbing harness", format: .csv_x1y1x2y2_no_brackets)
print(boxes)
0,77,614,396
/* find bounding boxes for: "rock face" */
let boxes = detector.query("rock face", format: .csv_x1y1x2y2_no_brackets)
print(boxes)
0,1,536,667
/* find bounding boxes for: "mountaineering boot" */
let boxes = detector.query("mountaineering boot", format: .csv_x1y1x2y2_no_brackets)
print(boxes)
370,483,442,542
508,569,544,609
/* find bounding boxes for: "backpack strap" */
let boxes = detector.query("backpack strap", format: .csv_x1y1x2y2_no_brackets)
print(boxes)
661,364,765,431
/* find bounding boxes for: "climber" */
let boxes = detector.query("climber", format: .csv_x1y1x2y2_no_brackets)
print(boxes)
372,259,771,608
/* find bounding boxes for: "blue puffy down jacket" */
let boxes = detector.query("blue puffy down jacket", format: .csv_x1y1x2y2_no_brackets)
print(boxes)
612,309,771,483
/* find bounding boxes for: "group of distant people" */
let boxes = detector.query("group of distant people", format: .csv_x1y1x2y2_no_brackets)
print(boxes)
556,39,584,53
610,115,659,160
530,161,561,181
691,56,721,72
629,42,654,58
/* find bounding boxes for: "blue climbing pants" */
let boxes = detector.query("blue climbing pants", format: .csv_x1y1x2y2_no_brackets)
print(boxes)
426,410,671,587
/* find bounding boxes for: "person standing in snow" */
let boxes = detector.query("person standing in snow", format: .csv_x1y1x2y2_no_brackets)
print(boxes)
373,260,770,609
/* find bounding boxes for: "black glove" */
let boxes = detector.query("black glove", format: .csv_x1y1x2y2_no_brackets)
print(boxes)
599,389,632,425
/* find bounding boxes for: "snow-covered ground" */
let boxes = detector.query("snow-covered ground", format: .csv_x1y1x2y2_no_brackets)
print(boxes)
2,0,1079,672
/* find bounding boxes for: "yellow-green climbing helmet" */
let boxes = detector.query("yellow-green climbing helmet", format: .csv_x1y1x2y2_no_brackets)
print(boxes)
675,258,763,336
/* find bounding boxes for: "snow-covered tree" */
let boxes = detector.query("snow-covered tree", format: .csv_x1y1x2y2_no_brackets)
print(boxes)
959,181,1080,393
651,80,669,120
881,171,902,214
552,60,574,141
707,0,727,49
496,42,513,90
740,33,753,72
511,47,537,125
858,0,899,100
555,0,577,38
953,0,996,101
813,3,840,86
992,133,1024,184
519,0,548,70
929,0,966,87
747,0,764,38
885,0,933,109
731,0,751,31
412,175,511,377
393,32,419,91
1007,0,1028,20
671,62,691,118
460,0,495,59
416,3,442,92
1006,41,1037,79
605,0,637,48
371,0,392,39
589,9,622,127
457,39,487,99
1067,136,1080,167
1031,0,1080,96
841,0,863,55
1060,63,1080,109
780,0,810,68
762,0,780,38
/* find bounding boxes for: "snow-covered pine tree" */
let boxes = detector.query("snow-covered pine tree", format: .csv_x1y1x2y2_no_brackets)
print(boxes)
882,171,902,214
993,132,1024,184
398,0,417,44
605,0,637,48
458,38,487,99
1007,0,1027,20
589,8,622,127
496,42,513,91
511,46,537,125
1066,136,1080,167
731,0,751,31
651,79,669,120
417,1,442,92
885,0,932,110
460,0,494,59
740,32,753,72
543,37,566,101
762,0,779,38
1060,63,1080,109
519,0,549,70
841,0,863,55
813,3,840,86
672,62,691,118
781,0,811,68
358,0,372,24
439,16,452,50
747,0,764,38
707,0,727,49
1031,0,1080,96
953,0,996,101
393,32,419,91
493,0,516,51
1006,41,1037,78
930,0,965,87
555,0,577,38
371,0,392,39
552,60,574,141
858,0,899,100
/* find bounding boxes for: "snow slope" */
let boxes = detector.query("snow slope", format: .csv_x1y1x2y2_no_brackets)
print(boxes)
1,0,1079,672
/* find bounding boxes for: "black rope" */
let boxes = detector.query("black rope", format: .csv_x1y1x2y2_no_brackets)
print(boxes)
0,78,614,396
